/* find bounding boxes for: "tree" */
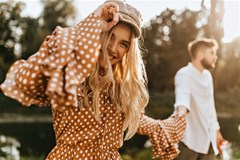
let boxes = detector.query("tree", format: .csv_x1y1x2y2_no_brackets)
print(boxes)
21,0,77,60
202,0,225,89
217,37,240,91
40,0,76,35
203,0,224,43
144,9,201,92
0,0,25,83
20,17,42,60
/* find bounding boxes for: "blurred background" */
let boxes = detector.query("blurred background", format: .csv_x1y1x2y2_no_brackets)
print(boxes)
0,0,239,159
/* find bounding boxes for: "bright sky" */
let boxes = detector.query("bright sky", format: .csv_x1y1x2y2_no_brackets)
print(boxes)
5,0,240,43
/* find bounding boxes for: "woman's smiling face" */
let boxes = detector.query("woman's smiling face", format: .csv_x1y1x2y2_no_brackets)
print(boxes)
99,22,132,68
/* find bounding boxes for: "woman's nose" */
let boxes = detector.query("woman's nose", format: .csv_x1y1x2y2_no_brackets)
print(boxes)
108,41,118,52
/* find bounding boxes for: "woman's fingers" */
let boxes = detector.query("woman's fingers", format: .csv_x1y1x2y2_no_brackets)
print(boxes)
105,2,119,13
101,3,121,31
93,2,121,31
106,5,119,21
112,10,119,25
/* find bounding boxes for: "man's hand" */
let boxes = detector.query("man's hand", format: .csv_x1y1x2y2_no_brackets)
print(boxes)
175,105,188,117
217,130,224,154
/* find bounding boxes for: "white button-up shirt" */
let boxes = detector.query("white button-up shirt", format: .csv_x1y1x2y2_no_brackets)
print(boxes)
174,63,220,154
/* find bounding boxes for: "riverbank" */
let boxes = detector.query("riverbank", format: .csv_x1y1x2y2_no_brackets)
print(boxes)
0,111,239,123
0,112,239,159
0,113,52,123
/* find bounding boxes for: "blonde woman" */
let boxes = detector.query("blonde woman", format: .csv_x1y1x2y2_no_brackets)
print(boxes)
1,0,186,159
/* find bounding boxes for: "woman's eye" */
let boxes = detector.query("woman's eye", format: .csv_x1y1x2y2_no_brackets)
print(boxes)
121,43,129,49
110,35,114,41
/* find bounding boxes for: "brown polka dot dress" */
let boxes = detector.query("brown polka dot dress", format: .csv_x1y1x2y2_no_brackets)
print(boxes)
0,14,186,160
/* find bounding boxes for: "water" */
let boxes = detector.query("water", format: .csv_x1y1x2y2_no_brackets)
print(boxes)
0,116,239,157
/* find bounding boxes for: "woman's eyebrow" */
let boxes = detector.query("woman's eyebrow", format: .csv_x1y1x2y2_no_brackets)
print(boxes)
121,40,130,44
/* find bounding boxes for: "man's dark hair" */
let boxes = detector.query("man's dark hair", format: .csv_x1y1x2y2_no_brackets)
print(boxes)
188,38,218,59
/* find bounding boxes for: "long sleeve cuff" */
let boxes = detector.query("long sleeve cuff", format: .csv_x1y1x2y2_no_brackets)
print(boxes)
1,14,102,110
138,115,186,159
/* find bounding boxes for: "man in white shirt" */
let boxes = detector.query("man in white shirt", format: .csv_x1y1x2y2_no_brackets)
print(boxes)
174,38,225,160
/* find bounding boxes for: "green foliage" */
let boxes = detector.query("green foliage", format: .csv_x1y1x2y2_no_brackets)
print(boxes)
40,0,76,35
146,91,174,119
121,154,134,160
0,0,24,52
0,0,25,83
144,8,200,92
122,148,156,160
20,155,45,160
203,0,224,44
0,135,20,160
122,146,240,160
232,144,240,159
20,0,77,60
20,17,42,60
215,83,240,112
0,0,77,84
134,148,153,160
143,0,231,93
215,37,240,91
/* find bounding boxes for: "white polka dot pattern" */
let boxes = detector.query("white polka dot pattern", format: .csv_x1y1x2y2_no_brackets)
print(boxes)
138,115,186,160
0,13,186,160
0,14,102,109
1,60,50,106
46,91,124,160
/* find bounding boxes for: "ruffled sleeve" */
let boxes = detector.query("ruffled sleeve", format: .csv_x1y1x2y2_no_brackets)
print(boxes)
0,14,102,109
137,114,186,160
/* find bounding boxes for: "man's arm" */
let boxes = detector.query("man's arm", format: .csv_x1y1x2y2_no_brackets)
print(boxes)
174,70,190,115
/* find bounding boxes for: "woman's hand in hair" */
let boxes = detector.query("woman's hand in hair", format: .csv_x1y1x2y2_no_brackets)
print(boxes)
93,2,122,32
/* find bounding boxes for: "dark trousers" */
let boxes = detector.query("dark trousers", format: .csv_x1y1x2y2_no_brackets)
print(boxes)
174,142,215,160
